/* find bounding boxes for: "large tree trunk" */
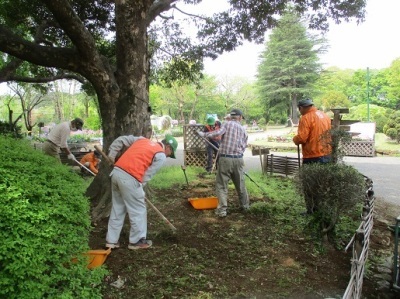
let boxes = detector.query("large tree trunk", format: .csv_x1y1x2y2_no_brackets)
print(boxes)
86,1,153,221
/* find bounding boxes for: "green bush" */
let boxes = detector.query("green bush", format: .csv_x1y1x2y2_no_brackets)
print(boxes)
68,133,91,143
84,114,102,130
385,127,398,141
383,111,400,143
374,114,389,133
0,136,106,298
0,120,22,138
257,117,266,126
295,163,365,240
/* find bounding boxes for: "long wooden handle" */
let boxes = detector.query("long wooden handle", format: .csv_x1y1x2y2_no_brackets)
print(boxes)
74,158,96,176
94,145,113,165
145,197,177,231
297,145,301,168
94,145,177,232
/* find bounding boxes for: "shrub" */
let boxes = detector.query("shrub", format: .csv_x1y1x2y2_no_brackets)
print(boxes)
374,114,389,133
385,127,398,141
383,111,400,143
0,136,106,298
257,117,266,126
330,128,352,163
0,120,22,138
295,163,365,240
68,133,92,143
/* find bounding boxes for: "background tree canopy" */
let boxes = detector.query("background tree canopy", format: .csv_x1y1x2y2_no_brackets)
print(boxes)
0,0,366,147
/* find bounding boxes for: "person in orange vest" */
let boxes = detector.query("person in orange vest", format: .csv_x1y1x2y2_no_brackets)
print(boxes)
79,150,101,175
105,134,178,250
203,116,222,173
293,98,332,164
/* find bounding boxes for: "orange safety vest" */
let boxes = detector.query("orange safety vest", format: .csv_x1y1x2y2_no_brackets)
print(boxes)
115,139,164,182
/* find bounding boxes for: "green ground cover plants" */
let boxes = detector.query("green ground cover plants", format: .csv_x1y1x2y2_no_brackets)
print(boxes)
0,136,107,299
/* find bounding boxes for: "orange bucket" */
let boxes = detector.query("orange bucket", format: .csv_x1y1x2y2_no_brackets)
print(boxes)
84,248,111,269
72,248,112,269
188,197,218,210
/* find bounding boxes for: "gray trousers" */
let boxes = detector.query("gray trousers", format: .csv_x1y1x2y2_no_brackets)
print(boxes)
106,168,147,245
215,157,249,212
43,141,61,161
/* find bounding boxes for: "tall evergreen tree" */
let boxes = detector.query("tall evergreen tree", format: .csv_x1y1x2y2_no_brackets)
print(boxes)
256,9,324,124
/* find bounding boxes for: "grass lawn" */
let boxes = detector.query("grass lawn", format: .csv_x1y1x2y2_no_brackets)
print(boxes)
375,133,400,155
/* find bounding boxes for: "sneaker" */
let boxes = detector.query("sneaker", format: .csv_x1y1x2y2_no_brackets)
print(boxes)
215,209,227,218
105,242,120,249
128,239,153,250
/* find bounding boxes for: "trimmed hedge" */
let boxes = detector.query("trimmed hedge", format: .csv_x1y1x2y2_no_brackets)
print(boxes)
0,136,106,298
295,163,365,238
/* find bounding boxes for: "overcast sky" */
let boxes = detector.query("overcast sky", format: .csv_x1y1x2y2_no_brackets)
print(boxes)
203,0,400,80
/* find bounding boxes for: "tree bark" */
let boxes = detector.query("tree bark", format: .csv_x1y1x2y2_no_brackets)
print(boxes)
291,95,299,124
87,1,153,219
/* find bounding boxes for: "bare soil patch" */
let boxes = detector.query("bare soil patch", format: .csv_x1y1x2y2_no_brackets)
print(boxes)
89,177,400,298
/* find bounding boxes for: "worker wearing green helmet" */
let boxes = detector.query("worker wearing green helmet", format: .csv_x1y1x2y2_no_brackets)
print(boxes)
203,116,222,173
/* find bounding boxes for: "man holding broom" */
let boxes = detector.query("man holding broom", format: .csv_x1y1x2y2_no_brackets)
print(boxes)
105,134,177,250
197,109,249,218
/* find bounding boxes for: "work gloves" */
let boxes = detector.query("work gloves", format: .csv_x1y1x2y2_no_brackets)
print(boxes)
67,153,76,160
197,130,205,137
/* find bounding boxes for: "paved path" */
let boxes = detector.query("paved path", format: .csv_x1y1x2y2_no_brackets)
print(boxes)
343,155,400,205
166,131,400,206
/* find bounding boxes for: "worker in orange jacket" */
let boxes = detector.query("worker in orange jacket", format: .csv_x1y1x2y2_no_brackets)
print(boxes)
79,150,101,175
293,98,332,164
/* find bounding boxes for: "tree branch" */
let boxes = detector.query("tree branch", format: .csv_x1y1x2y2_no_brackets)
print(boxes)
173,4,215,24
0,25,81,70
147,0,177,25
1,73,86,84
41,0,99,60
0,58,24,81
34,20,58,47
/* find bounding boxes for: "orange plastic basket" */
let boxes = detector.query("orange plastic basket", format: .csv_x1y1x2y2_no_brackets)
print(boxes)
84,248,111,269
188,196,218,210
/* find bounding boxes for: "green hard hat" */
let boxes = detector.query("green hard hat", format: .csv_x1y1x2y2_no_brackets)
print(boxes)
207,117,215,125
